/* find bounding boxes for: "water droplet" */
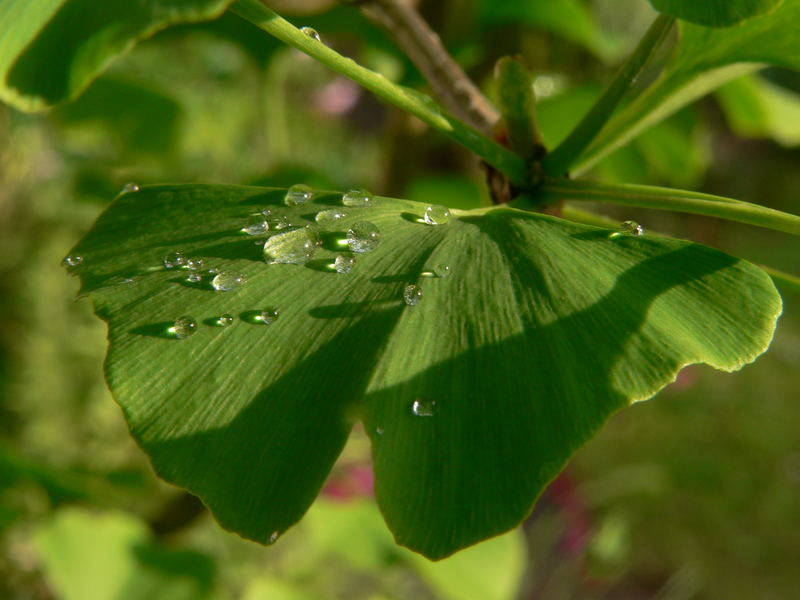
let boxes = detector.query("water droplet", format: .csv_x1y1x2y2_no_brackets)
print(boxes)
273,216,293,230
261,208,273,217
412,398,436,417
212,271,246,291
122,182,140,194
619,220,644,236
284,184,313,206
172,316,197,339
216,314,234,327
315,209,347,224
242,214,269,235
185,257,205,271
433,263,450,278
300,27,321,42
186,272,202,283
334,253,355,274
263,227,318,264
163,251,185,269
376,427,384,435
422,205,451,225
62,254,83,267
403,284,423,306
347,221,380,253
342,188,373,207
207,267,219,275
269,531,280,543
259,307,280,325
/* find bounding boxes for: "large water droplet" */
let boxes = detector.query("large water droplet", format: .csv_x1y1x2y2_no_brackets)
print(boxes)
611,220,644,238
163,251,185,269
300,27,321,42
242,214,269,235
334,253,355,274
172,316,197,339
216,314,234,327
62,254,83,268
263,227,319,264
284,184,313,206
412,398,436,417
212,271,246,291
342,188,373,208
315,209,347,224
122,182,140,194
259,308,280,325
347,221,380,253
422,205,451,225
403,284,423,306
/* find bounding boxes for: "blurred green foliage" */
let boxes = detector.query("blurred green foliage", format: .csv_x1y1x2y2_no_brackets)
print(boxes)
1,0,798,598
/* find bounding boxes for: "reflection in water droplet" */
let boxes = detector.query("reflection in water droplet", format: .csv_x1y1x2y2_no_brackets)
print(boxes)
216,314,234,327
403,284,423,306
347,221,380,253
62,254,83,267
616,220,644,237
172,316,197,339
122,182,140,194
269,531,280,543
412,398,436,417
334,253,355,274
185,257,205,271
422,205,451,225
300,26,321,42
163,251,185,269
342,189,373,207
242,214,269,235
212,271,246,291
315,209,347,224
259,308,280,325
186,272,202,283
284,184,313,206
263,227,318,264
273,216,292,230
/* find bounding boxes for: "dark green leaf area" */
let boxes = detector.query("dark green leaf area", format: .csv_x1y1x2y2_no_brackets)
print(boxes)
68,184,781,559
649,0,784,26
0,0,234,112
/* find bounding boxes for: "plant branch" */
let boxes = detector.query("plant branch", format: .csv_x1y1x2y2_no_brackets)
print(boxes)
232,0,528,185
560,206,800,293
353,0,499,135
540,180,800,235
541,14,675,178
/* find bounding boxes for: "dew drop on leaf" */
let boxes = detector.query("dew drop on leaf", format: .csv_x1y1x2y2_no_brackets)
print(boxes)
334,253,355,274
617,220,644,237
347,221,380,253
185,257,205,271
163,251,185,269
185,272,202,283
284,184,313,206
62,254,83,268
269,531,280,543
341,188,373,208
422,205,451,225
299,27,321,42
261,208,272,217
376,427,385,435
259,308,280,325
315,209,347,224
433,263,451,278
273,216,293,230
212,271,246,291
412,398,436,417
172,316,197,339
216,314,234,327
122,182,140,194
242,214,269,235
403,284,423,306
263,227,318,264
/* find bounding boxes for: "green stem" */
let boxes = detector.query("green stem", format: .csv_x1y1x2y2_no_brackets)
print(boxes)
541,14,675,177
231,0,528,186
495,57,544,161
560,206,800,293
541,180,800,236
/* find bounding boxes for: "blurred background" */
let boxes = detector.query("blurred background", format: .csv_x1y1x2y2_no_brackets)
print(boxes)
1,0,799,598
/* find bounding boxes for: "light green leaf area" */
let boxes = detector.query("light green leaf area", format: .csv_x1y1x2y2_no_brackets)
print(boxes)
67,184,781,559
576,0,800,172
649,0,783,26
35,507,215,600
0,0,234,112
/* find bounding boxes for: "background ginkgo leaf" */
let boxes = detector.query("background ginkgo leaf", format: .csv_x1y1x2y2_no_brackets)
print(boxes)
67,184,781,559
649,0,784,27
0,0,234,112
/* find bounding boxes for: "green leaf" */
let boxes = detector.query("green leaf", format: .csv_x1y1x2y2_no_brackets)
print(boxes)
0,0,234,112
35,508,215,600
649,0,784,27
576,0,800,172
67,184,781,559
